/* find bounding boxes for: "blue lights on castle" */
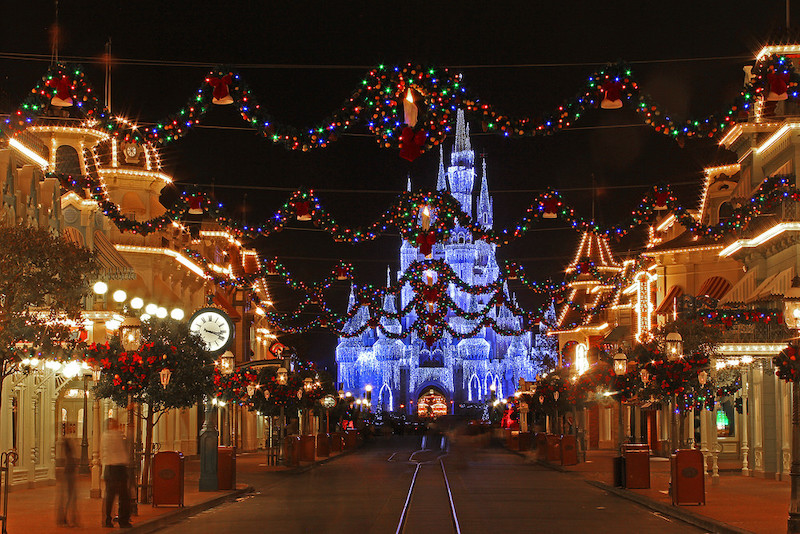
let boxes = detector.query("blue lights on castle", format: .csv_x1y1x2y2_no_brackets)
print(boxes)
335,110,556,416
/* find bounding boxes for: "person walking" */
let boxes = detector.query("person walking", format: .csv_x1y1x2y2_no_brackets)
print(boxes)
56,439,78,527
101,418,132,528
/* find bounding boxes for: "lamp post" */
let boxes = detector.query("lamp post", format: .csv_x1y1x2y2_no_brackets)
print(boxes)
118,316,141,514
783,276,800,533
220,351,235,446
666,332,683,452
613,352,628,453
78,368,91,474
276,367,288,463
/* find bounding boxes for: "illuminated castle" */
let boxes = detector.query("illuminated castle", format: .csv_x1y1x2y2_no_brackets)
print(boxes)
335,110,556,416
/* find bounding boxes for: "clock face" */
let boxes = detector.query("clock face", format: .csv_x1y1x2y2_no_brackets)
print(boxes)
189,308,233,354
124,144,138,158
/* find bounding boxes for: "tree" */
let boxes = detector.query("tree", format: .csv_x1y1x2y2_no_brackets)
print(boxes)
0,225,97,415
89,318,214,503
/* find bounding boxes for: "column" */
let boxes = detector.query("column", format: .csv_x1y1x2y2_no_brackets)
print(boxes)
783,378,793,480
753,364,765,475
711,402,720,485
742,367,750,476
91,398,102,498
699,406,709,476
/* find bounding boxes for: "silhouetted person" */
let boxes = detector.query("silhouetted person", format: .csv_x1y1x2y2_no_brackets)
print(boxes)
56,439,78,527
102,418,131,528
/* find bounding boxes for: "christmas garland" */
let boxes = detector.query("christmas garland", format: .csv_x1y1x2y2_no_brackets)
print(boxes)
774,344,800,382
7,55,798,156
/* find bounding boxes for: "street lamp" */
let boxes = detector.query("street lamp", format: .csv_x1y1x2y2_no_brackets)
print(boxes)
277,367,288,385
78,366,92,474
220,351,235,374
665,332,683,452
784,276,800,533
613,352,628,452
119,317,143,352
365,384,373,413
159,367,172,389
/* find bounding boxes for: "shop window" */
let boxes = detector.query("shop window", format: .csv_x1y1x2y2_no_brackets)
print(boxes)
55,145,81,176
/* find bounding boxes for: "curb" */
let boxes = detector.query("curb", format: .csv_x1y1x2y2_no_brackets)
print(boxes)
584,480,754,534
126,486,253,534
289,446,360,474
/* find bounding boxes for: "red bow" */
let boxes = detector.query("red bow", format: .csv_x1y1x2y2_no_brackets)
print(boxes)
266,260,278,275
335,266,349,280
47,76,73,105
421,286,441,303
655,191,669,209
542,198,559,218
188,197,203,214
415,231,437,255
399,126,427,162
424,335,438,347
207,74,233,103
768,70,791,98
600,80,623,109
295,201,311,219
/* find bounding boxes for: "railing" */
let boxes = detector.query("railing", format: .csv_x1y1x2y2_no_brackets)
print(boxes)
0,450,19,534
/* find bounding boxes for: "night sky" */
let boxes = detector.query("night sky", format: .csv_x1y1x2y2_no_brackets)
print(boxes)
1,1,794,370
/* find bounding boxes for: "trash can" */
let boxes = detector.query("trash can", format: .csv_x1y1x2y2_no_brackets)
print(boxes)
217,447,236,490
533,433,547,460
518,432,532,451
152,451,184,507
284,436,299,467
560,435,578,466
670,449,705,505
622,444,650,489
330,432,343,453
298,435,315,462
506,430,520,450
344,431,358,450
316,433,330,458
546,434,561,462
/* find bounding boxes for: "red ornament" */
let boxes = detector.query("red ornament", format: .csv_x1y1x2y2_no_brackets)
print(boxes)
421,286,441,303
600,80,624,109
399,127,427,162
295,201,312,221
207,74,234,105
47,75,73,107
767,69,791,101
415,231,437,256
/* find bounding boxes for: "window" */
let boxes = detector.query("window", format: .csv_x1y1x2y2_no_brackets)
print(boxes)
55,145,81,176
716,399,736,438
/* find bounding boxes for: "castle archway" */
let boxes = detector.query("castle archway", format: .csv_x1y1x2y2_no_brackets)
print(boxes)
416,386,448,418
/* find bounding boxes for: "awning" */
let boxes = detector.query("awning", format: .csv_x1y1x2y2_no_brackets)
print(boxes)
696,276,732,301
655,285,683,315
719,269,757,305
749,266,795,302
93,231,135,280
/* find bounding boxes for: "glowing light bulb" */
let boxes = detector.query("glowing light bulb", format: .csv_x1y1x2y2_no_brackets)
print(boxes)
130,297,144,310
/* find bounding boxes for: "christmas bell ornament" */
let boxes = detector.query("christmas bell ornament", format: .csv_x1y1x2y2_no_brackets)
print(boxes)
207,74,234,105
335,265,349,281
266,260,279,275
47,76,73,107
600,80,623,110
188,197,204,215
399,126,427,162
542,198,559,219
295,201,312,221
767,69,791,101
403,88,418,128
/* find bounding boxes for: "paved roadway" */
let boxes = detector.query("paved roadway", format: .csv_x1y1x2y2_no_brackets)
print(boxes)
161,434,701,534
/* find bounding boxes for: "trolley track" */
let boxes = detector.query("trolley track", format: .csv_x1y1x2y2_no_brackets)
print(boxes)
395,437,461,534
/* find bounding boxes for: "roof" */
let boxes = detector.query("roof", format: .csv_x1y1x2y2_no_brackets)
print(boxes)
90,230,135,280
645,230,720,255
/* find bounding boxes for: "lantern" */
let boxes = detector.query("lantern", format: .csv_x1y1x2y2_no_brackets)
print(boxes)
220,350,235,374
553,391,560,402
119,317,143,352
783,276,800,330
277,367,288,385
613,352,628,376
640,368,650,382
246,384,256,397
698,370,708,386
159,367,172,388
665,332,683,361
263,389,270,400
303,377,313,391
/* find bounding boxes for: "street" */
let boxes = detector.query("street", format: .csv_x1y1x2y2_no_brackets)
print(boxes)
160,435,700,534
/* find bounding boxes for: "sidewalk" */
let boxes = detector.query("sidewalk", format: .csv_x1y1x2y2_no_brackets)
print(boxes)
525,447,788,534
2,443,357,534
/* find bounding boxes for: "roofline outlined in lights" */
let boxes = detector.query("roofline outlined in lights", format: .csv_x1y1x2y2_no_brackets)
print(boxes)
719,222,800,257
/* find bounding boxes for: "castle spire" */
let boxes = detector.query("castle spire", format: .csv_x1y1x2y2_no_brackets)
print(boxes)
386,265,391,287
407,174,412,192
453,108,466,155
348,284,356,311
479,158,489,208
436,145,446,190
465,122,472,153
